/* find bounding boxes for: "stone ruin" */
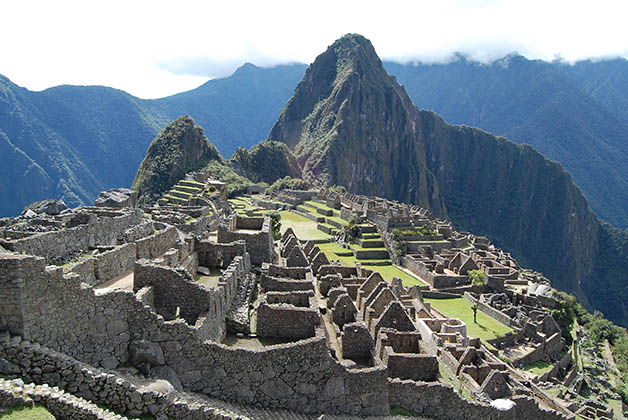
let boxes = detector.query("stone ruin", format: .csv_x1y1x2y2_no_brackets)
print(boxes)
0,188,576,420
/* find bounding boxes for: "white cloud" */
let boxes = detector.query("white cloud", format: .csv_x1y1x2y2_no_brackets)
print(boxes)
1,0,626,98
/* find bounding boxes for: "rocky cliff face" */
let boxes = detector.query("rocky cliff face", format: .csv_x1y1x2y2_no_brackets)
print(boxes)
132,116,222,206
268,34,445,214
419,113,599,303
269,33,628,326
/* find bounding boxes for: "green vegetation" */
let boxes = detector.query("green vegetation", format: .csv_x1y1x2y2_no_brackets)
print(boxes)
132,116,223,206
342,217,361,243
203,160,252,197
268,211,281,240
393,225,438,237
522,360,554,377
552,291,589,345
372,265,427,287
425,297,513,344
266,176,311,195
229,141,300,184
468,269,486,287
279,211,331,241
0,405,56,420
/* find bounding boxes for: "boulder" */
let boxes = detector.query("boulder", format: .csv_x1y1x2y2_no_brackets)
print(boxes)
95,188,138,208
21,199,68,216
129,340,165,366
151,366,183,391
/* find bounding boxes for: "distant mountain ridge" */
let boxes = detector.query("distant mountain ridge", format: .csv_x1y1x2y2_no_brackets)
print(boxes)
385,55,628,230
3,56,628,229
267,34,628,327
0,64,306,216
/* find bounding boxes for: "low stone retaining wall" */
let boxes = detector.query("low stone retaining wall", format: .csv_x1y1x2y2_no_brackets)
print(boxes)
136,226,178,260
317,224,335,234
388,379,571,420
464,292,516,328
0,336,251,420
354,249,389,259
294,209,325,223
0,378,124,420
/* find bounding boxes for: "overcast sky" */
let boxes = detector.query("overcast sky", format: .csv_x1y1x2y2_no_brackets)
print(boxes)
2,0,627,99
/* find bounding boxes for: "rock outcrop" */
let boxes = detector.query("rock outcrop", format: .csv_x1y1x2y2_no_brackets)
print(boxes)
94,188,137,208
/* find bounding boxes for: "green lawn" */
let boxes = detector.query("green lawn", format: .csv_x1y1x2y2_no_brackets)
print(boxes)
325,215,348,226
374,265,427,287
522,360,554,376
304,200,337,213
1,405,56,420
425,297,513,343
607,398,623,419
318,242,360,266
279,211,331,241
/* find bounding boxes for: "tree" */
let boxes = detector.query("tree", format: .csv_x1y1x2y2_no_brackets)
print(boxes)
343,217,361,244
268,211,282,240
468,269,487,287
471,303,479,323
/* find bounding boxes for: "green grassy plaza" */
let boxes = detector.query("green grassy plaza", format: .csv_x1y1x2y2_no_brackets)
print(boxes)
424,297,513,344
279,210,427,287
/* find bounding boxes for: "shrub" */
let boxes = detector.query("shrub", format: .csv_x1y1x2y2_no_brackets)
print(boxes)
468,269,487,286
268,211,282,240
266,176,311,195
343,217,361,244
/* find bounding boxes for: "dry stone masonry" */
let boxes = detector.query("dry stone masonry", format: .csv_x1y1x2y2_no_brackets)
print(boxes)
0,186,592,419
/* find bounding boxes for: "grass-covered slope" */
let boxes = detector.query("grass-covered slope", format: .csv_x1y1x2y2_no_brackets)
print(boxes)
132,116,223,206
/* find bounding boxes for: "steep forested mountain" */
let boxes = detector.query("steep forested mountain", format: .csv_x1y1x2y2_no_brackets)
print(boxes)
385,56,628,230
269,34,628,327
0,64,305,216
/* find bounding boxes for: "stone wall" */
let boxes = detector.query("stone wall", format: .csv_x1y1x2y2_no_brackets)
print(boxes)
353,249,390,259
0,254,28,335
0,209,143,263
266,291,313,307
231,215,265,231
464,292,516,328
134,262,211,324
217,220,273,266
0,336,250,420
135,226,178,260
195,239,246,268
260,275,314,292
256,303,320,339
388,379,571,420
384,352,439,382
64,257,97,285
515,333,565,367
94,243,136,283
267,265,310,279
0,253,390,416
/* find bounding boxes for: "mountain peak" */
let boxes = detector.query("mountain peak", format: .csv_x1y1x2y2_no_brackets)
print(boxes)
233,62,259,75
267,34,444,213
